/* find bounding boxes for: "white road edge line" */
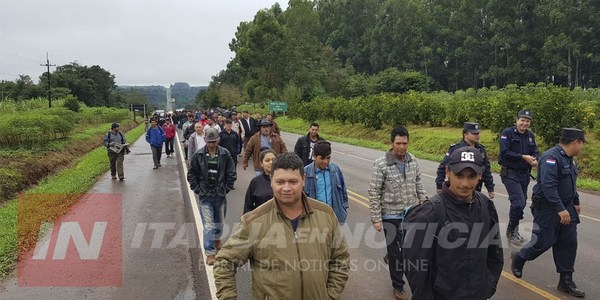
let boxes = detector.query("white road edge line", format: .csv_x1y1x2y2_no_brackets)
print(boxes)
176,134,218,300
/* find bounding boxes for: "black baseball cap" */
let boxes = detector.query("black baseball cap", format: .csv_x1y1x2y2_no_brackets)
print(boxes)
448,146,483,174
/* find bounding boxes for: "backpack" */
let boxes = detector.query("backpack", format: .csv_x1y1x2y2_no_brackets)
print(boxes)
105,131,129,154
402,192,492,242
105,131,125,145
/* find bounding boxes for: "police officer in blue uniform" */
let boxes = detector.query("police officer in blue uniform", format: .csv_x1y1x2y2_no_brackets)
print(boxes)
511,128,586,298
436,122,495,199
499,110,539,243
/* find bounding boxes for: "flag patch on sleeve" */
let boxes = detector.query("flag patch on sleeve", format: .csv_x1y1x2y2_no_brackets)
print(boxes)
545,158,556,165
500,135,507,140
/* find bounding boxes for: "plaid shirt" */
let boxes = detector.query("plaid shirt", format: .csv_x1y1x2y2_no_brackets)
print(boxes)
368,150,427,223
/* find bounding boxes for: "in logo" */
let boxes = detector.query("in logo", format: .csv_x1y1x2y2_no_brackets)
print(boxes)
18,194,122,287
461,152,475,162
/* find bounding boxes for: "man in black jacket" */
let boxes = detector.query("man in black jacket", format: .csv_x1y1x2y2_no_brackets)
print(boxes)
294,122,324,166
187,127,237,266
240,110,257,150
219,119,240,166
403,146,503,299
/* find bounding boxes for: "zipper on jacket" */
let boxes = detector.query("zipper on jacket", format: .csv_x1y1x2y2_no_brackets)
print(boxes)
294,227,304,300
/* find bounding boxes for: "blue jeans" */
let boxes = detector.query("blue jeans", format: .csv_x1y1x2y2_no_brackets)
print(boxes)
197,194,226,255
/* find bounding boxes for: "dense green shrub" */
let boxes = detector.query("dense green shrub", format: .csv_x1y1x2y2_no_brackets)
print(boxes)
292,85,598,146
0,112,74,146
77,107,129,124
32,107,78,124
0,98,65,114
63,95,81,112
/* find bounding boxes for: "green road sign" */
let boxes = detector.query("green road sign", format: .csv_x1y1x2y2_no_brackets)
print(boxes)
268,101,288,112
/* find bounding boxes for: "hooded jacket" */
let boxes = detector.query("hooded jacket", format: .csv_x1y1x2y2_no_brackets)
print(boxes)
403,183,504,299
146,125,166,147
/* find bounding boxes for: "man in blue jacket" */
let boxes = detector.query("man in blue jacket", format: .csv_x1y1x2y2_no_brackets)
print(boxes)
304,141,349,224
146,118,166,169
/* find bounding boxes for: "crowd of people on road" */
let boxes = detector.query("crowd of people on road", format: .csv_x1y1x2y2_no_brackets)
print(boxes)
104,107,587,299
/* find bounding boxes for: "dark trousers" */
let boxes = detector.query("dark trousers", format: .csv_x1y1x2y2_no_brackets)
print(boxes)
165,138,174,155
518,204,578,273
383,219,406,290
501,170,531,223
108,151,124,178
151,145,162,165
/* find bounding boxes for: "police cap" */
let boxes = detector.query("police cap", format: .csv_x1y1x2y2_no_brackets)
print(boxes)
561,128,586,142
463,122,480,134
517,110,532,120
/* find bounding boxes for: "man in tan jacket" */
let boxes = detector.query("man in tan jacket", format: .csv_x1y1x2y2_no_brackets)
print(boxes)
242,118,288,176
214,153,350,299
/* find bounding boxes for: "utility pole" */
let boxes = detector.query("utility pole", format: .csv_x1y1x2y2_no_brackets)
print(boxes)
40,52,55,108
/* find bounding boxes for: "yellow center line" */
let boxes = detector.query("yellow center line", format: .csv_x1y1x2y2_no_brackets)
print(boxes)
348,188,562,300
348,189,369,202
502,271,561,300
348,194,369,208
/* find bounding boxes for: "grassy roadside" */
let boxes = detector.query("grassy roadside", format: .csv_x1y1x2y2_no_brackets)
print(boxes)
0,124,145,280
275,116,600,192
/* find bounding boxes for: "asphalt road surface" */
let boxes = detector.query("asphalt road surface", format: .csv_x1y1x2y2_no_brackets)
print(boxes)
0,131,208,300
2,130,598,300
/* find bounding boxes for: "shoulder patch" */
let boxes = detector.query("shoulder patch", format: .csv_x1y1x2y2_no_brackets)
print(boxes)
545,158,557,165
500,135,507,140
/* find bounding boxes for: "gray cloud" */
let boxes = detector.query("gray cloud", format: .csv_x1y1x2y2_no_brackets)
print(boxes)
0,0,284,86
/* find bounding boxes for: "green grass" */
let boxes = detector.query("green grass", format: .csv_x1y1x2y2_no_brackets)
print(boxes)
276,116,599,191
0,124,145,280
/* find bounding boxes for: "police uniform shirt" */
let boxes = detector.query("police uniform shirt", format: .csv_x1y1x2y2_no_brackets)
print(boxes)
532,145,580,213
499,126,539,170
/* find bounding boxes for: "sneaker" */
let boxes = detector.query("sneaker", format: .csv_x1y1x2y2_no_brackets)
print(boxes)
157,163,162,167
215,240,222,251
119,177,125,181
153,165,158,169
206,255,216,266
393,288,409,300
111,175,117,180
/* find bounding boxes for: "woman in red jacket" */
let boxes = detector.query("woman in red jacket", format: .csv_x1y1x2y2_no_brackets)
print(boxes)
162,118,177,157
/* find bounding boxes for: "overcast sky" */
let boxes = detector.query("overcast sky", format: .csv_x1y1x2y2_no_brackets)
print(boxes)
0,0,285,87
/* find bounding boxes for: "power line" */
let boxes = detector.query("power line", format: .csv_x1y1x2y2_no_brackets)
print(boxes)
0,50,44,64
0,38,46,53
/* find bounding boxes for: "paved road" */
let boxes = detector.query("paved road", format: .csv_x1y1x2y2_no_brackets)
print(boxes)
2,129,597,300
278,131,600,300
0,132,211,300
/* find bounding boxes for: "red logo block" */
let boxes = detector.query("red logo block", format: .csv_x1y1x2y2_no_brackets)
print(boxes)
18,194,122,287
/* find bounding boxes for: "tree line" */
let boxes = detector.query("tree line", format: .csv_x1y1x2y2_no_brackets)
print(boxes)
0,63,153,109
199,0,600,107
